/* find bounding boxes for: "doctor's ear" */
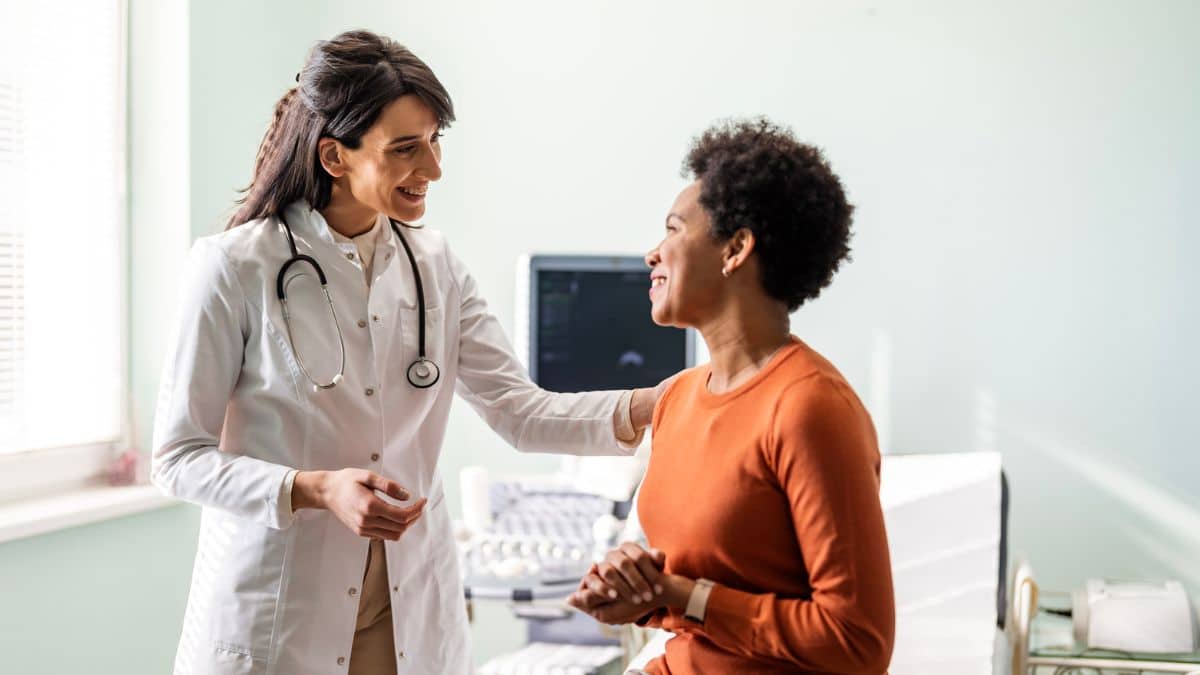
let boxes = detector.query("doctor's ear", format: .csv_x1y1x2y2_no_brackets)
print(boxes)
317,137,349,178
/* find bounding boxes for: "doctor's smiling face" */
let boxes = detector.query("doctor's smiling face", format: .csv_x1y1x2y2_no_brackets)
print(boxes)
228,31,455,231
645,181,728,329
318,94,443,227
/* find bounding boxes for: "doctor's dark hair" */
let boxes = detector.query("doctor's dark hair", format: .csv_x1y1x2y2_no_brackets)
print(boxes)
228,30,455,228
684,117,853,312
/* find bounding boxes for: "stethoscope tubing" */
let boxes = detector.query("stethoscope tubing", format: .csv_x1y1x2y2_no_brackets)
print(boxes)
391,220,440,389
275,213,439,391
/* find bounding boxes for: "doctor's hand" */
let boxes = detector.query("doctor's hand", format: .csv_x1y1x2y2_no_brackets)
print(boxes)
293,469,427,541
630,373,681,431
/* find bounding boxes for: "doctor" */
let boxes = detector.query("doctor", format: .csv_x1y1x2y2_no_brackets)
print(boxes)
152,30,662,675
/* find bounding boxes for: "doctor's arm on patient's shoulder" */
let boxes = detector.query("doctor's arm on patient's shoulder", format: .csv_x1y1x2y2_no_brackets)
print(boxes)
447,246,666,454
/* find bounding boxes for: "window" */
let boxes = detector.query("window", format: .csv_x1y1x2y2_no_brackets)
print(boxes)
0,1,126,500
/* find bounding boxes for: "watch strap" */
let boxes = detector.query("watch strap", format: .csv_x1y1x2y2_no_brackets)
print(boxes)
684,578,715,623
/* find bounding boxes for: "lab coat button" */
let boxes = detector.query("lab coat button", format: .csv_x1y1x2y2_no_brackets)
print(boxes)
337,656,346,665
348,587,358,596
372,314,380,322
370,453,380,461
357,319,367,328
345,252,355,260
365,388,375,396
399,650,406,660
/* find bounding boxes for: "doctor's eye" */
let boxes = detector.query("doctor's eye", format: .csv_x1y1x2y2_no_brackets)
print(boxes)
394,145,417,156
430,132,443,144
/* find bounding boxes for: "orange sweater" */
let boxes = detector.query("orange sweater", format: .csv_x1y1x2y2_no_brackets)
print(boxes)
638,338,895,674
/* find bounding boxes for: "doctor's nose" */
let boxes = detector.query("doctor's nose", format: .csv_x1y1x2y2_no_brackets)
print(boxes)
644,247,661,268
418,147,443,182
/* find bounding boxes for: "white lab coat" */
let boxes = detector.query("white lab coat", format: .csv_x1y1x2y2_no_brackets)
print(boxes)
152,201,632,675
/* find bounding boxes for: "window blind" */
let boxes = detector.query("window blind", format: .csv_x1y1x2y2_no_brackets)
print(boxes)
0,1,124,455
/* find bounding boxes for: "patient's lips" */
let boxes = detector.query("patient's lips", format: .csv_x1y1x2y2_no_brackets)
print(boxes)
649,273,667,299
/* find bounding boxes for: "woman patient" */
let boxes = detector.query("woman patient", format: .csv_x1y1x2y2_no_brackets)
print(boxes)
568,118,895,674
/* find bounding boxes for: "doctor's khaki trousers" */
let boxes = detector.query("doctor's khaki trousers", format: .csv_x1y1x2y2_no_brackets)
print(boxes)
350,538,398,675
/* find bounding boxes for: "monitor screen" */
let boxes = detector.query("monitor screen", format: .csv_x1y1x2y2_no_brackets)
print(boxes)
529,258,693,393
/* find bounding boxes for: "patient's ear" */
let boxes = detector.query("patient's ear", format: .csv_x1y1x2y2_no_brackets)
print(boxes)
722,228,756,274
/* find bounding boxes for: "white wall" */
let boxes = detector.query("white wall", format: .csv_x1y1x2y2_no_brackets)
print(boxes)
185,0,1200,617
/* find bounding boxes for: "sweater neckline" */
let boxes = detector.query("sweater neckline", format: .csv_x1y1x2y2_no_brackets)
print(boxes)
695,336,803,407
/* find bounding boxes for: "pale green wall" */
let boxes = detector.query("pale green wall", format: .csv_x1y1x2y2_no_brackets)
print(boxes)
187,1,326,240
0,506,199,675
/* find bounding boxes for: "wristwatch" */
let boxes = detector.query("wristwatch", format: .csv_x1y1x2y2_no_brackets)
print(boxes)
684,578,715,623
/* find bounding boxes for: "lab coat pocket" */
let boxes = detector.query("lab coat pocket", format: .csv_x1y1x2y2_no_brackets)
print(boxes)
395,305,445,389
200,512,285,663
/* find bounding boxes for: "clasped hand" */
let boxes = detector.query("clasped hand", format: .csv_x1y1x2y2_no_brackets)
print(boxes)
566,542,693,625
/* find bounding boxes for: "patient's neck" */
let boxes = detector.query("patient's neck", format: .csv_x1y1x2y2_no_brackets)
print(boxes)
700,297,791,395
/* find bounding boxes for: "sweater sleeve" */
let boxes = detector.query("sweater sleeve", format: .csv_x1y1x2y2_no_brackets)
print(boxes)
663,376,895,674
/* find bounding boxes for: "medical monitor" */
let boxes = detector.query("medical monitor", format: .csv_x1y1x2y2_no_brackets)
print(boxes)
516,255,695,392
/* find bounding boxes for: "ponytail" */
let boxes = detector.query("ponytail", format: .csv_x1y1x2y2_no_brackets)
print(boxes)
251,88,300,198
227,87,301,229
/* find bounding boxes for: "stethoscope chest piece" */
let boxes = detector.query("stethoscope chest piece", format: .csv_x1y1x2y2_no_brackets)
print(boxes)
407,358,440,388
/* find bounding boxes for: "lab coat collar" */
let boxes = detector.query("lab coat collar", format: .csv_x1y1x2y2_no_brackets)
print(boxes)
281,201,338,248
281,201,397,258
328,215,381,247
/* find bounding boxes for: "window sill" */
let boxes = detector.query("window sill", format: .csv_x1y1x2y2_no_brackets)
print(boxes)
0,483,177,544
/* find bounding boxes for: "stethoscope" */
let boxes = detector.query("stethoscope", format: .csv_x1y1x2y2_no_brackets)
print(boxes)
276,215,441,392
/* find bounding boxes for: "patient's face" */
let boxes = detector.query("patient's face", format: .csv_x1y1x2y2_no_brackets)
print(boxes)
645,181,726,328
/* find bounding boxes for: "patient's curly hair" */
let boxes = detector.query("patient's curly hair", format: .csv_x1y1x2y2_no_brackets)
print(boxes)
684,117,853,311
